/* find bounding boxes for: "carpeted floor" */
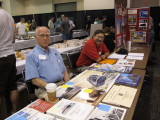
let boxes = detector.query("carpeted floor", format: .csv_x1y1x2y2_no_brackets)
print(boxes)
133,41,160,120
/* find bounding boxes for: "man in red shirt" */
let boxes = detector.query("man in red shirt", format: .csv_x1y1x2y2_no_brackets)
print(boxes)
76,29,110,72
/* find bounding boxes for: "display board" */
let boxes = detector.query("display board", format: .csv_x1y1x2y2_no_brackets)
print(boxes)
127,8,150,43
115,5,128,47
90,24,103,37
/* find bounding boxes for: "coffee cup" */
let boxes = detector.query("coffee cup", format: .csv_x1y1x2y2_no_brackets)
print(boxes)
45,83,57,102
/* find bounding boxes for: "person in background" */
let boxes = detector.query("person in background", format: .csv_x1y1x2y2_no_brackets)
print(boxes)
94,17,102,24
25,27,70,98
86,16,93,37
76,30,110,72
110,26,115,40
0,2,19,119
31,19,37,31
103,27,115,53
48,17,55,34
16,18,27,39
102,16,110,28
60,14,65,22
25,20,31,32
54,18,61,32
66,17,75,40
60,15,70,41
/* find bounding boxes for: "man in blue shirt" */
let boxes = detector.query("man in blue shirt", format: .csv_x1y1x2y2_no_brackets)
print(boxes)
25,27,70,95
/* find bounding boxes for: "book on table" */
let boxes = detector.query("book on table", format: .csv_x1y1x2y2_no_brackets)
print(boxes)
128,53,144,56
115,73,141,87
70,70,120,90
71,88,104,106
6,107,55,120
56,85,81,99
102,85,137,108
116,59,136,67
46,98,94,120
28,99,54,113
5,107,39,120
99,59,117,64
86,103,127,120
89,63,133,73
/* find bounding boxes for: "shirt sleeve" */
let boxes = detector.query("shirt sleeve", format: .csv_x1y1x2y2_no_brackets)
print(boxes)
55,50,66,73
25,52,39,81
84,43,101,61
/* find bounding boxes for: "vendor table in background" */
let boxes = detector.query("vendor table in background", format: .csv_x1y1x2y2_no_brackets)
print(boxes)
13,31,87,51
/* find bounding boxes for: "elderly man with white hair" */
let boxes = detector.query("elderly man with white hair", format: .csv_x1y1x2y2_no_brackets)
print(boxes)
25,27,70,97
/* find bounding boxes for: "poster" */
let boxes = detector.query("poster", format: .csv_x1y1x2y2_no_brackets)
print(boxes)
129,26,136,31
116,18,121,35
128,15,137,25
117,36,122,46
139,19,148,30
127,8,150,43
139,9,149,18
128,9,137,14
130,31,146,42
115,5,127,47
123,34,126,44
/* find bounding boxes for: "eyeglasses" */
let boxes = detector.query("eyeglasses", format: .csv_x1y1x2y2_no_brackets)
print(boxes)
37,34,50,38
96,36,104,39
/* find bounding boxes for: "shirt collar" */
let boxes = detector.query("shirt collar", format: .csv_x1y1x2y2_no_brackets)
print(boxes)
36,45,50,53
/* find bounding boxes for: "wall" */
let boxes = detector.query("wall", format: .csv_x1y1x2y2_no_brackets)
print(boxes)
0,0,11,13
130,0,159,8
53,0,84,11
24,0,53,15
10,0,25,16
84,0,114,10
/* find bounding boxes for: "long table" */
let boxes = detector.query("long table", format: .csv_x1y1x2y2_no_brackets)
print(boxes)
132,45,151,69
13,31,87,51
123,69,146,120
13,35,63,51
14,45,149,120
14,69,146,120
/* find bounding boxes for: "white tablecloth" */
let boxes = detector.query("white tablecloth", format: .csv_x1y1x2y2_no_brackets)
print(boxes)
28,31,35,36
13,31,87,51
73,31,88,38
16,60,25,75
13,39,36,51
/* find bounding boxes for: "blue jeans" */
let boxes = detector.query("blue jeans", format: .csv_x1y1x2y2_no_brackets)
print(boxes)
62,33,69,40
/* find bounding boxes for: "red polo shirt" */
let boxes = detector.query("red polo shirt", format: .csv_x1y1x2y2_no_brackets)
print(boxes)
76,38,109,66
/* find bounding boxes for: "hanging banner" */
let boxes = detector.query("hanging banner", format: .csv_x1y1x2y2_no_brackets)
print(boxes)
115,5,127,47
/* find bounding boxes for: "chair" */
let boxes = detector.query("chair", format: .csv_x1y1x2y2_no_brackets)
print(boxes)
22,70,38,102
63,50,81,76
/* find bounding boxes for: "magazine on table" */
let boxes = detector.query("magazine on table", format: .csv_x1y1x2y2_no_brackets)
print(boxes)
116,59,136,67
87,103,126,120
102,85,137,108
46,99,94,120
71,88,104,106
89,63,133,73
56,85,81,99
115,73,141,87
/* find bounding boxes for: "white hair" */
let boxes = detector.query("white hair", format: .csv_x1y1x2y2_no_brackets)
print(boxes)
35,26,50,36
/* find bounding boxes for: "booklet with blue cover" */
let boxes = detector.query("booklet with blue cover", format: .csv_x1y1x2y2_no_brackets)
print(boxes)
115,73,141,87
87,103,126,120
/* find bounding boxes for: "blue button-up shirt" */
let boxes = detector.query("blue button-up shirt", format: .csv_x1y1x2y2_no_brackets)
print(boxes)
25,45,66,83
